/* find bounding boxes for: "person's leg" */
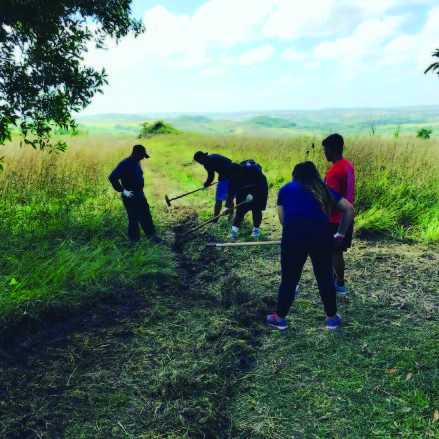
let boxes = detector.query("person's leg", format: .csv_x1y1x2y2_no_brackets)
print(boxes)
232,212,245,228
138,193,156,237
333,249,345,285
252,210,262,228
122,196,140,242
212,199,222,222
275,243,308,318
309,245,337,318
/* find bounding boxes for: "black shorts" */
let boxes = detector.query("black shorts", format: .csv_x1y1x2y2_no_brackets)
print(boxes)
330,221,354,252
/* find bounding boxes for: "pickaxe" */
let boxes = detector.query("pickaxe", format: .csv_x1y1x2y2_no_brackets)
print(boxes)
165,182,217,207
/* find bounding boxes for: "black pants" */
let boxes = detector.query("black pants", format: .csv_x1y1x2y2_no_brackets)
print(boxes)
122,192,155,241
276,219,337,318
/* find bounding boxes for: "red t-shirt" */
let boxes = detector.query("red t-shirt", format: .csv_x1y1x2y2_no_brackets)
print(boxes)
325,158,355,224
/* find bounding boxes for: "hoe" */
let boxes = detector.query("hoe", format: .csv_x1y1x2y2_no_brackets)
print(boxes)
165,182,217,207
180,194,253,238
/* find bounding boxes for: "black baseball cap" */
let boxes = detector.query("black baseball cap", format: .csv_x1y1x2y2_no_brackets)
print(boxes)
194,151,208,161
133,144,150,158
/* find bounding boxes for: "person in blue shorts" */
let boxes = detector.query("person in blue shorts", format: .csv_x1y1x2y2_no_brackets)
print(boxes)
266,161,354,330
194,151,234,221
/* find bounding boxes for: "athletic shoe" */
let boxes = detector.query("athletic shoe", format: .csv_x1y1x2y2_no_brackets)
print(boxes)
251,228,260,238
229,227,238,239
334,279,349,295
266,313,288,330
326,314,343,330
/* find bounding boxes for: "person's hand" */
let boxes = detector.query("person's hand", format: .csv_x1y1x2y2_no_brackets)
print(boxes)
222,207,230,215
123,189,133,198
246,194,254,203
200,185,207,191
334,232,344,245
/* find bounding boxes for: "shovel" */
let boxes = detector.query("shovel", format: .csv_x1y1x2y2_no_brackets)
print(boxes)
179,194,253,238
165,182,217,207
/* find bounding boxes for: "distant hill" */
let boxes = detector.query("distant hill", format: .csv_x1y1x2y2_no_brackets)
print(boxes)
248,116,296,128
76,106,439,138
176,115,213,123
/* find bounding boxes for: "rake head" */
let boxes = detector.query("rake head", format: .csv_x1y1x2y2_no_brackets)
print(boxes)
165,194,171,207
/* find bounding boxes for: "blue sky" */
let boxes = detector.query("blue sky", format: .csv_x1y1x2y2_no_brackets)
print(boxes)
82,0,439,115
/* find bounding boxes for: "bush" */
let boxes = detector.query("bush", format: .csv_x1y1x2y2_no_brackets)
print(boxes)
417,128,432,139
138,120,179,138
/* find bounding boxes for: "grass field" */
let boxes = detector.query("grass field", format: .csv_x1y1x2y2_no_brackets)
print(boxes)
1,132,439,438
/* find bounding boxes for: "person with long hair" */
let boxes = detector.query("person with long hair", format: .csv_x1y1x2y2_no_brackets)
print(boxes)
267,161,354,330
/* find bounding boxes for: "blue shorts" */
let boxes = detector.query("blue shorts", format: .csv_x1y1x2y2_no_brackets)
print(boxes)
216,179,229,201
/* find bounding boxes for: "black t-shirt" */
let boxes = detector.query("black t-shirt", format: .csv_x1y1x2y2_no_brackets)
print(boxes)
203,154,232,186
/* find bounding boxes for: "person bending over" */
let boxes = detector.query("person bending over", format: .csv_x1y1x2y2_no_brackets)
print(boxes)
109,144,160,243
225,160,268,239
267,161,354,330
194,151,234,221
323,134,356,294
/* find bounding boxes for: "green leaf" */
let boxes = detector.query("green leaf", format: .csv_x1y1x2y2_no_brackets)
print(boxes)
9,278,18,285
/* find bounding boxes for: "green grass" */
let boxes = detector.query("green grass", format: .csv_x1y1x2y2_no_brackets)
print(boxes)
0,132,438,438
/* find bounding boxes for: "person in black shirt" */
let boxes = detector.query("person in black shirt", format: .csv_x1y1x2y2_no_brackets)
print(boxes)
194,151,234,221
225,160,268,239
109,144,159,242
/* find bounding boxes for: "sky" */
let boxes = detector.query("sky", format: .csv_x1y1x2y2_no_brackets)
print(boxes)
81,0,439,115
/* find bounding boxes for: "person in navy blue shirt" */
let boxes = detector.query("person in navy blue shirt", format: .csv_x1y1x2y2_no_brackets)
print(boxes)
266,161,354,330
109,144,159,242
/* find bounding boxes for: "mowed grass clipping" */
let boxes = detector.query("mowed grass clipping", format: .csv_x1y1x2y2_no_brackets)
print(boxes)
0,133,438,438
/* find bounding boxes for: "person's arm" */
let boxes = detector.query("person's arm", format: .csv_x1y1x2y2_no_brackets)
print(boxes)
203,162,215,187
109,162,125,192
277,205,285,226
334,198,354,236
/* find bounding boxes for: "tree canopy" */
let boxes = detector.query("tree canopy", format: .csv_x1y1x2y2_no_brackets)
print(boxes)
425,48,439,76
0,0,144,165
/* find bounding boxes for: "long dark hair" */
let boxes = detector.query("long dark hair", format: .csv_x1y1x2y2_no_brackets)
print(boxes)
292,161,333,216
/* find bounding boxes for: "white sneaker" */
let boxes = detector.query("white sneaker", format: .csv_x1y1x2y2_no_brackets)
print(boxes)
251,228,260,238
334,279,349,295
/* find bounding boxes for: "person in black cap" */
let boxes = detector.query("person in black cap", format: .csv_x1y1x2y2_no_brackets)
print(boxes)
194,151,234,221
109,144,159,242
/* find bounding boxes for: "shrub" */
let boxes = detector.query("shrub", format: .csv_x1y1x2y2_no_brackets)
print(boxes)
138,120,179,138
417,128,432,139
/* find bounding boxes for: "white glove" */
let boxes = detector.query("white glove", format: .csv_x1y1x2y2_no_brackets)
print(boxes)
223,207,230,215
334,232,344,245
122,189,133,198
200,185,207,190
246,194,254,203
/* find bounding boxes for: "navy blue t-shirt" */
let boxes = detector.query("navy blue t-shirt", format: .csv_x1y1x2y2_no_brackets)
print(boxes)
109,158,144,192
277,181,341,223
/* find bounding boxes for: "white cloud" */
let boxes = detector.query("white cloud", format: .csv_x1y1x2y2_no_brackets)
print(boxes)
236,45,275,65
262,0,401,40
310,15,406,78
382,7,439,71
201,67,230,77
283,48,308,62
275,76,291,85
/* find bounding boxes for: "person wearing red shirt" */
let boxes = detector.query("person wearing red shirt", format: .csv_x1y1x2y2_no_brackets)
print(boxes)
323,134,355,294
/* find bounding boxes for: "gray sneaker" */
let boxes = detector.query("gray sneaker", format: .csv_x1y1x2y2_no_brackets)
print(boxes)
251,228,260,238
334,279,349,295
